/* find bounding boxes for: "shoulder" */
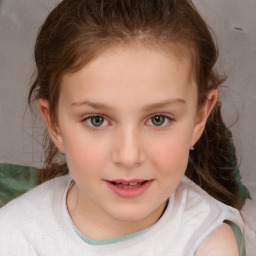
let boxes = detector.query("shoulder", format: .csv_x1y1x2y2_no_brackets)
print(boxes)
177,176,226,220
196,223,239,256
0,175,71,252
179,176,243,224
174,176,245,254
0,175,71,228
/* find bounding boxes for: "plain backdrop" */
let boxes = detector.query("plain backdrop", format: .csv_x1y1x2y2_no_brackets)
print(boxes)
0,0,255,194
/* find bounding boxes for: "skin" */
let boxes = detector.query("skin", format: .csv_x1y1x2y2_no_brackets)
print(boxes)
39,44,238,255
195,223,239,256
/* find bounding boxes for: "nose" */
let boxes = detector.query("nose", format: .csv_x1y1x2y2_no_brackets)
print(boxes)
111,127,146,169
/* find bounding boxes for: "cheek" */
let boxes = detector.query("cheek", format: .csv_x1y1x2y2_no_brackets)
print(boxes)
64,134,109,176
147,132,191,176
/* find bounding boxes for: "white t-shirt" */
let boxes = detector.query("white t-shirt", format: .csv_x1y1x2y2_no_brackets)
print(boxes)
0,175,244,256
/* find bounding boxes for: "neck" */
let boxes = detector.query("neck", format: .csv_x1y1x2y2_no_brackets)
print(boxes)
67,184,167,239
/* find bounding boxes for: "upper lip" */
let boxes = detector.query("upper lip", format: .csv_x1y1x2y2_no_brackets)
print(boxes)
105,179,152,184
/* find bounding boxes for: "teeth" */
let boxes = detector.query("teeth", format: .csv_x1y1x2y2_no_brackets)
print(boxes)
115,182,142,188
128,182,138,186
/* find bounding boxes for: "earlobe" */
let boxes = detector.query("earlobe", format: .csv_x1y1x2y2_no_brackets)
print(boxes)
191,89,218,147
38,99,65,154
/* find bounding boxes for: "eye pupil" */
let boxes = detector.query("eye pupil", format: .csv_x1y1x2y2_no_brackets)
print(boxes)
152,116,165,126
92,116,104,126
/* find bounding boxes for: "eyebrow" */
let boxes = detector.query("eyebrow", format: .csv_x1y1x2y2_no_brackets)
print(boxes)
71,100,114,111
142,99,186,111
71,98,186,111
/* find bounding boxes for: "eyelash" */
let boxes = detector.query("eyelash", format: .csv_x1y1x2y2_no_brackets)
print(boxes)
82,114,110,128
147,114,173,127
82,113,173,129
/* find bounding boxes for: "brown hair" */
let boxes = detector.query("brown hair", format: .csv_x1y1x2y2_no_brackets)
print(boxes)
29,0,243,209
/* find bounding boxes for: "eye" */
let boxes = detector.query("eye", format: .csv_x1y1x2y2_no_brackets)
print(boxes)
147,115,171,127
84,115,109,127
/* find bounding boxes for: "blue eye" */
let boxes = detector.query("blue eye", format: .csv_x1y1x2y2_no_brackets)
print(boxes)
147,115,171,127
84,115,109,127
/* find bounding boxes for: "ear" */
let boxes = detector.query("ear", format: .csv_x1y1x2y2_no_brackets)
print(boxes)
191,89,218,147
38,99,65,154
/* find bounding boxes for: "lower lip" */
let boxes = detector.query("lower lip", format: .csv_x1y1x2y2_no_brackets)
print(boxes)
105,180,153,198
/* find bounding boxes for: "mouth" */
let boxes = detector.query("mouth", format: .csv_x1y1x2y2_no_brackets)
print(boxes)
105,179,153,198
110,181,148,189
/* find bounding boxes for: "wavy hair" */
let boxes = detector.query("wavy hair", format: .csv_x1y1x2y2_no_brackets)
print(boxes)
29,0,243,209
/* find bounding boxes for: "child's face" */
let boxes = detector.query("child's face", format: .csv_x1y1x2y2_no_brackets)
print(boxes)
42,44,215,228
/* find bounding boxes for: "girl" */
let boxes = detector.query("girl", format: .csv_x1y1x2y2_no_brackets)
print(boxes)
0,0,249,255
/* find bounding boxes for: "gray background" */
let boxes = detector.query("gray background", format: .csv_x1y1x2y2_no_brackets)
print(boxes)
0,0,255,251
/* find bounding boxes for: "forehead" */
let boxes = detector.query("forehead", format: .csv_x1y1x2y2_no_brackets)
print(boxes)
60,43,197,109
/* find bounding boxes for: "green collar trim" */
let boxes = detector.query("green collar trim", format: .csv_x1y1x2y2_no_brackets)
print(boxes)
70,219,152,246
